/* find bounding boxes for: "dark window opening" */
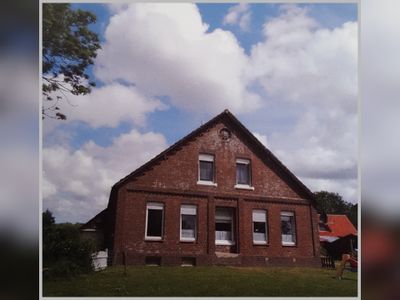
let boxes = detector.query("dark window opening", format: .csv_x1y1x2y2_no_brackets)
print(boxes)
181,257,196,266
253,222,266,233
215,221,232,232
147,209,163,237
145,256,161,266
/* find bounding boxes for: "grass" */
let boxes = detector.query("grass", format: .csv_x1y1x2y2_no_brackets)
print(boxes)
43,266,357,297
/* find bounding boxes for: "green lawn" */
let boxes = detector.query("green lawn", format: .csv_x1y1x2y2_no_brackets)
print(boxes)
43,266,357,297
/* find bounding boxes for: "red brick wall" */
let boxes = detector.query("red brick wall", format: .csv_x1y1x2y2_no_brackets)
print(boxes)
111,119,320,266
126,121,303,199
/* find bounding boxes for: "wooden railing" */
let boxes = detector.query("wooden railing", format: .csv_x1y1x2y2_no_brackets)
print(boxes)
321,256,335,269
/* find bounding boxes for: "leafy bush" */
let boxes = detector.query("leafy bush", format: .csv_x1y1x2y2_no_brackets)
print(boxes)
43,210,95,279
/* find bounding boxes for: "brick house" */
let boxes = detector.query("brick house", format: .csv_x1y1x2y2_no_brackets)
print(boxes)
82,109,320,267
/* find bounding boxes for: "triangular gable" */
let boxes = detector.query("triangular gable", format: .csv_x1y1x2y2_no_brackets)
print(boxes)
112,109,315,204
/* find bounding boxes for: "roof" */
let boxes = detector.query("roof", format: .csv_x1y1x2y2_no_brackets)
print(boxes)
110,109,315,202
80,209,107,230
318,214,357,238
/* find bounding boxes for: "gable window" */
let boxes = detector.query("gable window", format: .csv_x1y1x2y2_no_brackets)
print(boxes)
198,154,217,186
235,158,254,190
180,205,197,241
145,203,164,240
281,211,296,246
253,210,268,244
215,208,234,245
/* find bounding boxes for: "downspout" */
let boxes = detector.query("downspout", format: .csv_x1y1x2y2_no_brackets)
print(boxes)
309,204,316,257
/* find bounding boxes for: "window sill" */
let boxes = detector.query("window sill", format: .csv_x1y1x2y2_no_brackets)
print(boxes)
215,240,235,246
234,184,254,190
253,241,268,245
197,180,218,187
180,238,196,243
145,237,163,242
282,242,296,247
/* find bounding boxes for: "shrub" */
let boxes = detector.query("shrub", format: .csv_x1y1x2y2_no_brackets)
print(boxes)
43,210,96,278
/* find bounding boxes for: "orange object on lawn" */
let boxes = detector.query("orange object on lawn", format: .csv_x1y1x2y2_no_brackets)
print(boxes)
336,254,358,279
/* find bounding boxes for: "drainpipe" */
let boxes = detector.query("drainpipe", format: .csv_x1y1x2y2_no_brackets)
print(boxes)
309,204,316,257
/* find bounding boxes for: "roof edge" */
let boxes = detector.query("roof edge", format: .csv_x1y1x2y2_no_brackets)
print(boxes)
111,109,315,203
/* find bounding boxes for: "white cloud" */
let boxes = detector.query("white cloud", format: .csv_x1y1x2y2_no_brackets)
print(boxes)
44,82,166,129
248,5,357,112
43,129,168,223
252,132,268,147
94,3,261,115
301,177,357,204
223,3,252,31
246,5,358,203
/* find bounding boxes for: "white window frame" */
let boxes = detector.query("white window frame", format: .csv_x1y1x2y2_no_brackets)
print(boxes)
281,211,296,246
252,210,268,245
215,208,235,245
234,158,254,190
197,154,217,186
145,202,164,241
180,204,197,242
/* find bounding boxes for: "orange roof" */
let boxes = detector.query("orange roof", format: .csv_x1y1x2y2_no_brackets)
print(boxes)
318,214,357,237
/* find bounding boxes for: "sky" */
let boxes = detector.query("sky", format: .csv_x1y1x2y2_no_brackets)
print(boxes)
43,3,358,223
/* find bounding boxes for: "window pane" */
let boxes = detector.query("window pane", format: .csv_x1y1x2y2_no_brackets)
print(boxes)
281,214,296,244
216,230,232,241
215,208,233,242
236,163,250,184
215,221,232,232
147,209,162,237
253,222,266,242
216,220,232,241
200,161,213,181
253,221,266,233
181,214,196,238
216,222,232,240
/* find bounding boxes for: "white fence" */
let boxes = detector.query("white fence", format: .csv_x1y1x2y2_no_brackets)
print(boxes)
92,249,108,271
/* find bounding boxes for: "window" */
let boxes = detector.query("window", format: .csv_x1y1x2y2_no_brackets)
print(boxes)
180,205,197,241
215,208,234,245
145,203,164,240
181,257,196,266
198,154,216,185
253,210,268,244
281,211,296,246
145,256,161,266
235,158,253,189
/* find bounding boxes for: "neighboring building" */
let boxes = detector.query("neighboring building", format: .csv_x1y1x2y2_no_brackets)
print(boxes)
82,110,320,267
318,214,357,259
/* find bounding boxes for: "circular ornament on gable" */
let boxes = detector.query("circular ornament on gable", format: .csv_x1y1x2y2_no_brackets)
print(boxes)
219,128,231,141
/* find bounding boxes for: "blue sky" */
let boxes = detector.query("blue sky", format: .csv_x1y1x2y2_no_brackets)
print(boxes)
56,2,357,148
44,3,358,223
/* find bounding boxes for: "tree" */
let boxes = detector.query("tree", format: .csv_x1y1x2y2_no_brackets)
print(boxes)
348,203,358,229
314,191,358,228
42,3,101,120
